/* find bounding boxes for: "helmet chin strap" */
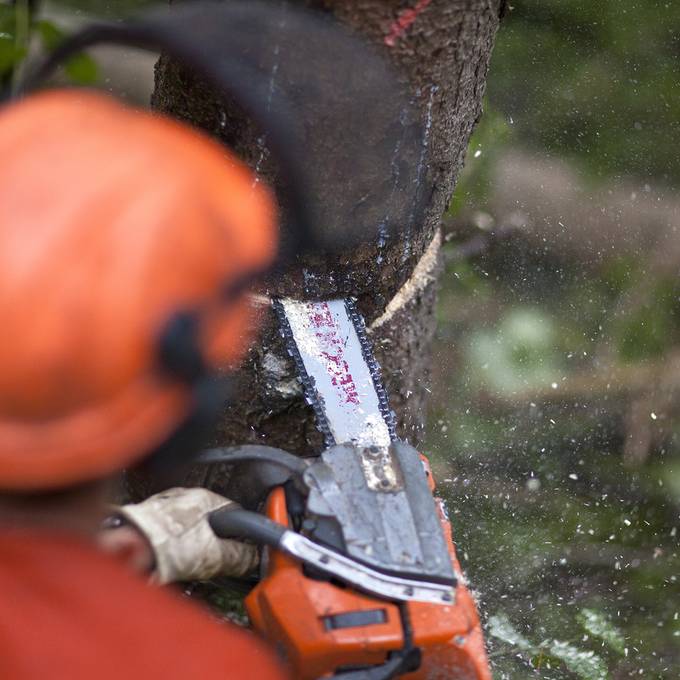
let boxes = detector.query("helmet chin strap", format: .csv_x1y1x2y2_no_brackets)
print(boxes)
157,310,207,385
144,300,242,491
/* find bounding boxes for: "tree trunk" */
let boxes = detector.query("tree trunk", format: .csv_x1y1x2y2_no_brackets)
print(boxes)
138,0,503,495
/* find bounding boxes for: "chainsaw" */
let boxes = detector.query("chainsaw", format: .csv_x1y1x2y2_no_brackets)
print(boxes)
205,297,492,680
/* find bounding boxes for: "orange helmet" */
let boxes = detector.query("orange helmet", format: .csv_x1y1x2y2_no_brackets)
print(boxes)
0,90,277,491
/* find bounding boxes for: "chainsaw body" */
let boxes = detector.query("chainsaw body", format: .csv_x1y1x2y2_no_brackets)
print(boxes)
208,298,491,679
243,442,490,680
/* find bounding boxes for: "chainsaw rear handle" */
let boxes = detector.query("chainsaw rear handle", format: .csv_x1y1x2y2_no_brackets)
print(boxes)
209,507,286,548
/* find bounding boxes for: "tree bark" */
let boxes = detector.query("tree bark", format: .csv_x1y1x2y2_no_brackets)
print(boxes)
139,0,503,495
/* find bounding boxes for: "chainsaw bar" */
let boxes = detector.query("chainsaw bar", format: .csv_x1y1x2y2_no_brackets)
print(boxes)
273,298,396,448
273,297,457,588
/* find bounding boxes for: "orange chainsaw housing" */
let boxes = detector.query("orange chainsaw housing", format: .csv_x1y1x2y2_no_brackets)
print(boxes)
245,456,491,680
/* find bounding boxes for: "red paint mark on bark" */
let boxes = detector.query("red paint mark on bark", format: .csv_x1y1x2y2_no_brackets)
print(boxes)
384,0,432,47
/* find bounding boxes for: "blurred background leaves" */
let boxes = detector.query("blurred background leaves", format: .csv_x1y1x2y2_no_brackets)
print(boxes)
436,1,680,677
0,0,99,90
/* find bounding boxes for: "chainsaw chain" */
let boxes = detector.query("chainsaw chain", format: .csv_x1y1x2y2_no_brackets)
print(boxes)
272,298,337,449
344,297,397,441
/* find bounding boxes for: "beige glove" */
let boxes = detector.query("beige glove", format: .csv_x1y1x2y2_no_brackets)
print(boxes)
117,487,259,585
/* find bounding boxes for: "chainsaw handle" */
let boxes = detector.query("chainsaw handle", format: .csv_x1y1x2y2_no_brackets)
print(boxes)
209,507,286,548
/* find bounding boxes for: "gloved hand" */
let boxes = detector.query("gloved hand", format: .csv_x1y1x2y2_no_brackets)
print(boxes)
115,487,259,585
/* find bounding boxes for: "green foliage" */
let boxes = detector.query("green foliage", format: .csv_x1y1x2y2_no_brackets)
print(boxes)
0,3,25,82
616,277,680,361
62,51,98,84
490,0,680,182
577,609,626,656
0,31,25,77
448,101,515,215
488,612,534,651
601,256,639,298
435,4,680,680
489,610,625,679
204,589,248,625
661,461,680,503
465,307,560,395
547,641,609,680
36,19,99,85
0,3,99,87
36,18,62,50
431,239,680,677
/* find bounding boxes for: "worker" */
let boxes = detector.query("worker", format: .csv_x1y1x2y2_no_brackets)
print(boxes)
0,89,288,679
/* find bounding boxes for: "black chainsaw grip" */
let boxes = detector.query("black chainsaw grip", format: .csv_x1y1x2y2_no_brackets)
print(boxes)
209,507,286,548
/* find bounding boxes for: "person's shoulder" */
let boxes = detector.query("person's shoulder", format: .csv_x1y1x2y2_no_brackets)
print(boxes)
0,531,288,680
48,536,286,680
97,565,288,679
